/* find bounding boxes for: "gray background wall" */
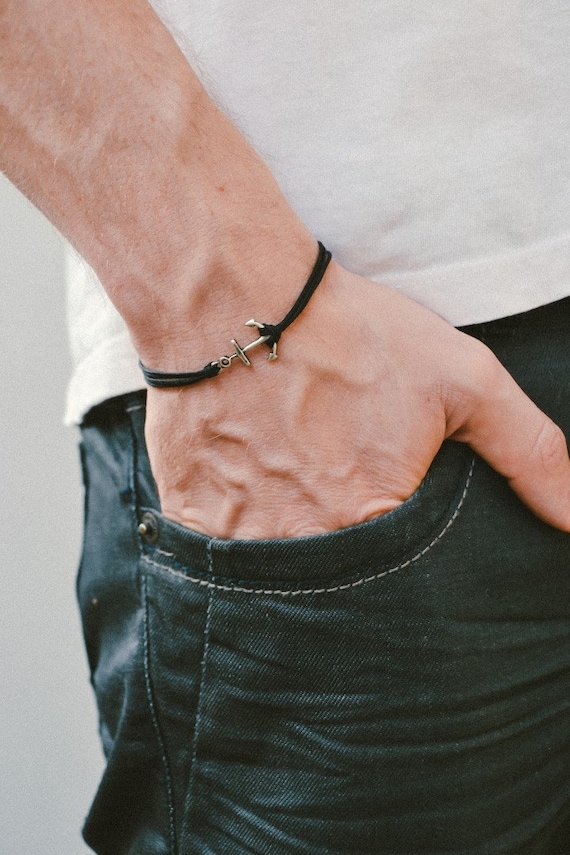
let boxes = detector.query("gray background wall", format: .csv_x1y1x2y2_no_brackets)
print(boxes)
0,173,103,855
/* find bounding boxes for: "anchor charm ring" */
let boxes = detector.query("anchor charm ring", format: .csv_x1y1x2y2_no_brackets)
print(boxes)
216,319,278,370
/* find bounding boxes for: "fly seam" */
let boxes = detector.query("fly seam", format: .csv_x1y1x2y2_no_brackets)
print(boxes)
142,574,177,852
186,544,215,819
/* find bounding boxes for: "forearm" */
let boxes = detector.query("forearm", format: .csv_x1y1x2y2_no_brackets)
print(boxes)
0,0,314,366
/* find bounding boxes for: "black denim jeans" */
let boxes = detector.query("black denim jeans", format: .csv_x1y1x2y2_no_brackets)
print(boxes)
78,299,570,854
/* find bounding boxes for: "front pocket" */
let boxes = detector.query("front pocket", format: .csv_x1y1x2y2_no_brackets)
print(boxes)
136,440,476,594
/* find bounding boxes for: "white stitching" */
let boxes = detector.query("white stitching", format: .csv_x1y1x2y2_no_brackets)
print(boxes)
141,457,475,597
142,574,178,852
125,404,145,413
186,546,214,815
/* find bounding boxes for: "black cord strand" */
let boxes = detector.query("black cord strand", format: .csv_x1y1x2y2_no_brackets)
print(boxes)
140,360,222,388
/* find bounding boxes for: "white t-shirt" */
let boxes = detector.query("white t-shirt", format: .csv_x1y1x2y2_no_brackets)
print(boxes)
65,0,570,423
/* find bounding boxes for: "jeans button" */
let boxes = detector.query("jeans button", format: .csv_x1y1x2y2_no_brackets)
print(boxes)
138,512,159,543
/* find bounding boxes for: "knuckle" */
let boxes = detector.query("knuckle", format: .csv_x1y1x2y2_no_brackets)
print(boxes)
460,337,504,400
441,335,509,431
532,420,569,474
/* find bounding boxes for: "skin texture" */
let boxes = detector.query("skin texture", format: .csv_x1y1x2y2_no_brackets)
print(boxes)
1,0,570,539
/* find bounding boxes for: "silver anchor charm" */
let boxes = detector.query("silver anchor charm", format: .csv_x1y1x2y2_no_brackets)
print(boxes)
216,319,278,370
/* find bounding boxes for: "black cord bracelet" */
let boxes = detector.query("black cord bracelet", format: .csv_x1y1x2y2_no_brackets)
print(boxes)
139,241,331,389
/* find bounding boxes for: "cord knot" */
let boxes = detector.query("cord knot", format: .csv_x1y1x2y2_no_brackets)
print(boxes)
259,323,281,348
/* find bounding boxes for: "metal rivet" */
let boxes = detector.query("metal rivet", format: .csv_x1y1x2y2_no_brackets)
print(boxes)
138,512,159,543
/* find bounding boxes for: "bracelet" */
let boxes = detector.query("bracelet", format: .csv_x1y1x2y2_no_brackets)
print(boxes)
139,241,331,388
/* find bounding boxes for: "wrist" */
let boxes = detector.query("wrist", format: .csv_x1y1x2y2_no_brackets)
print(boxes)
117,102,318,369
81,78,317,368
139,242,332,387
131,233,319,372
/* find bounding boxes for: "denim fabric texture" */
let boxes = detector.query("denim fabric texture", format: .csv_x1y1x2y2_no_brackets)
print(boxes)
78,298,570,854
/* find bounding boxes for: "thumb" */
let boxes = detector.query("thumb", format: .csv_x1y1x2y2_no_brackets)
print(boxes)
446,339,570,532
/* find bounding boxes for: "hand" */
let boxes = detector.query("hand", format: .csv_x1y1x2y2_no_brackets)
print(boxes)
4,0,567,540
144,261,570,540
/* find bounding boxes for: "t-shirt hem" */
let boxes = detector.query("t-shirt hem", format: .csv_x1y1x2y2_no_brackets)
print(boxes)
376,230,570,326
64,331,144,426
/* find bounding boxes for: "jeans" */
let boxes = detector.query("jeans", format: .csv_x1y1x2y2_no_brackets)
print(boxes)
78,298,570,854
